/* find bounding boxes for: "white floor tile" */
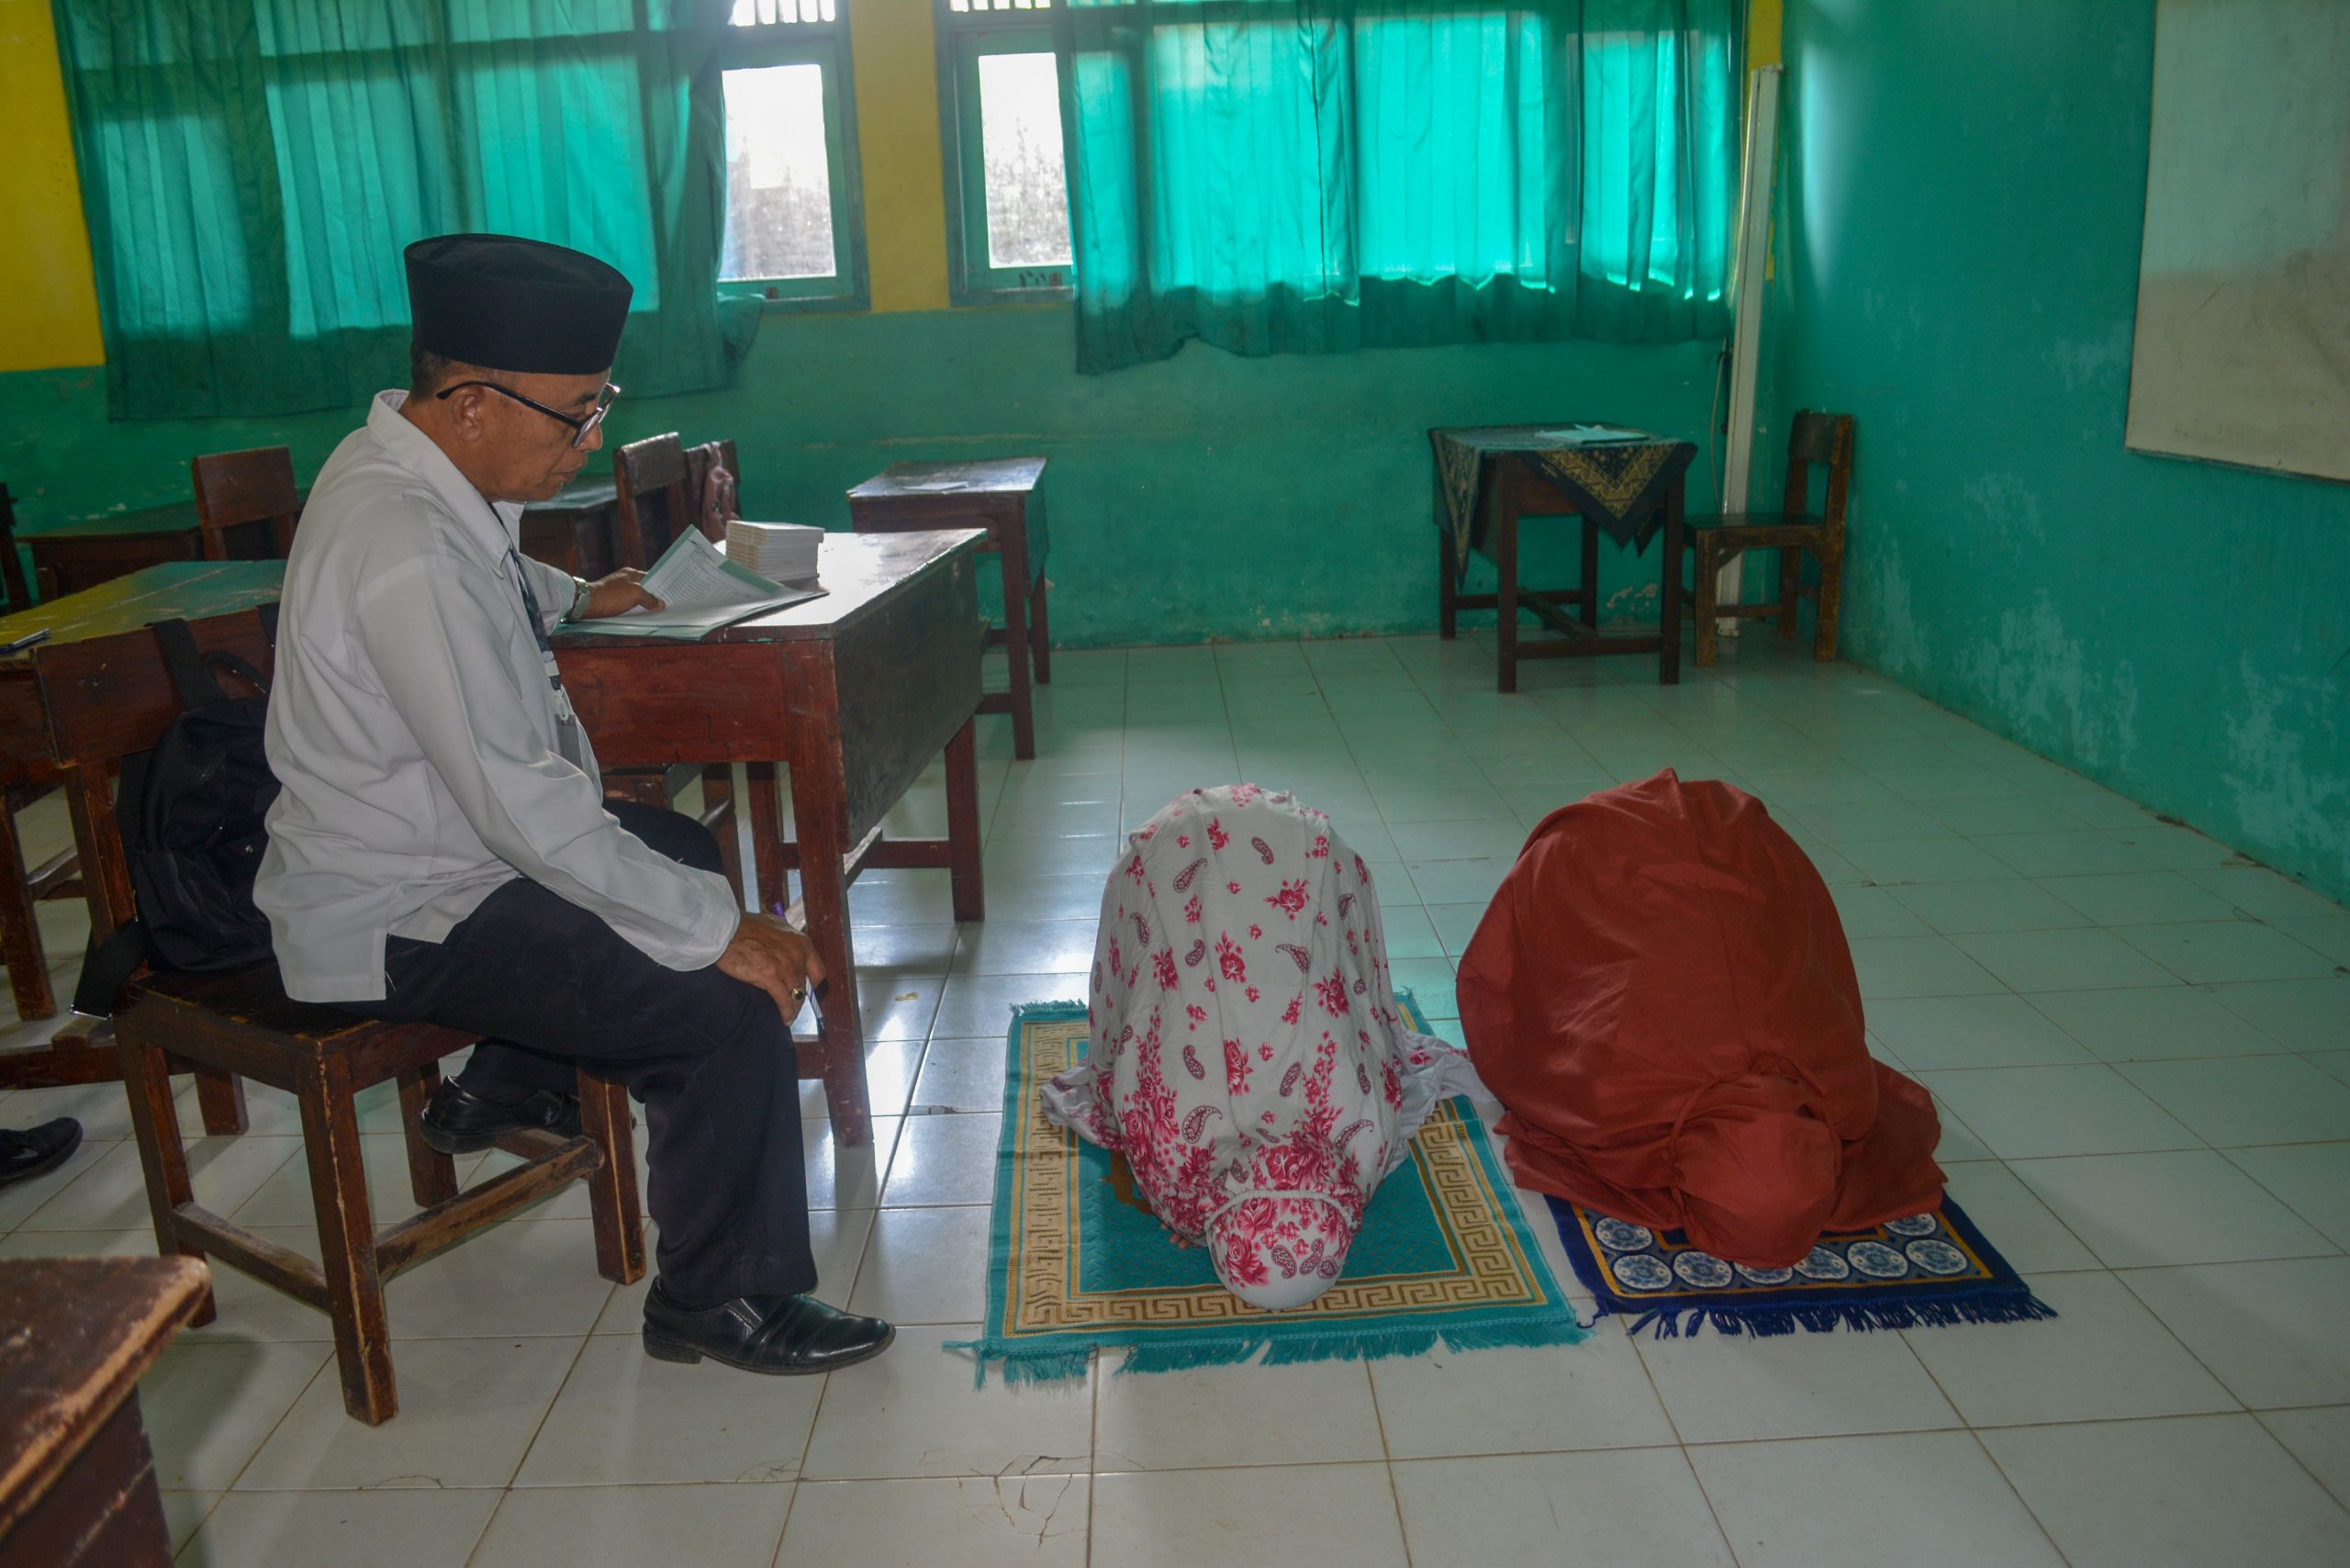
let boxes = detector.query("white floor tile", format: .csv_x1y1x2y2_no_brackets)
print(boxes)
1983,1415,2350,1568
2011,1150,2334,1268
142,1340,333,1492
1093,1462,1409,1568
1953,927,2180,992
798,1331,1091,1480
2229,1143,2350,1249
468,1483,793,1568
2260,1406,2350,1507
2025,984,2283,1061
847,1204,990,1324
235,1335,580,1491
511,1333,822,1485
1935,1161,2098,1273
1847,935,2004,1000
2120,1056,2350,1147
178,1488,501,1568
1691,1430,2064,1568
1914,1065,2197,1159
1900,1271,2234,1426
1370,1334,1677,1460
802,1115,898,1210
2121,1257,2350,1409
2036,870,2238,925
1867,994,2095,1070
780,1475,1090,1567
1635,1319,1960,1444
880,1112,1001,1206
1390,1450,1735,1568
2117,921,2341,985
2208,977,2350,1052
381,1219,617,1340
1888,879,2090,935
1094,1357,1383,1471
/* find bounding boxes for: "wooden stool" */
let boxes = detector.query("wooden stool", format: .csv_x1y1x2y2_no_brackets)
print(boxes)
35,610,643,1424
847,458,1049,759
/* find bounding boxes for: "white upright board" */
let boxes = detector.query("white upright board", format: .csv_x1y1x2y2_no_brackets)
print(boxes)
2125,0,2350,483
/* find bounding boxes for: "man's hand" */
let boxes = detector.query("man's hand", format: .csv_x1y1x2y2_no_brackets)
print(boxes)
576,568,665,620
717,912,827,1021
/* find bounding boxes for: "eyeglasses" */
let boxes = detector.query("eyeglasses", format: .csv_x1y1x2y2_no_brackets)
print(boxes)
435,379,622,448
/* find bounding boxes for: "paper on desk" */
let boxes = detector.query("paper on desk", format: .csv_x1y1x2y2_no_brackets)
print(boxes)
896,477,972,492
566,529,822,637
1534,423,1650,444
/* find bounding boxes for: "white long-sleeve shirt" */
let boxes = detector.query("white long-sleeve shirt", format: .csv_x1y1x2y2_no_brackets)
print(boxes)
256,390,741,1002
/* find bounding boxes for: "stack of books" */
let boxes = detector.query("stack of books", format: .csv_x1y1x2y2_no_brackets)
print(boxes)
724,520,824,586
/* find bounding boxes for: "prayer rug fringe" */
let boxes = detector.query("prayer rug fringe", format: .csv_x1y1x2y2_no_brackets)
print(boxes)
1617,1289,2060,1343
950,1309,1584,1388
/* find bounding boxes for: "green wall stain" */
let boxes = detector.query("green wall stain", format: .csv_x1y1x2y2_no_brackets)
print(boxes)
1774,0,2350,902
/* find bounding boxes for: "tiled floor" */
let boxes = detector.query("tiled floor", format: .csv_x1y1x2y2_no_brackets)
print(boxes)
3,630,2347,1566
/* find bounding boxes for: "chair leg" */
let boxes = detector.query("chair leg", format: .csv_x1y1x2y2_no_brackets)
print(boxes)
193,1067,249,1136
1814,540,1845,662
1693,540,1721,668
114,1011,215,1327
396,1060,459,1209
1777,544,1803,639
297,1057,397,1425
577,1073,646,1286
1028,566,1051,684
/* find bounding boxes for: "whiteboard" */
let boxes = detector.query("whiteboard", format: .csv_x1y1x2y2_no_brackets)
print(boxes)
2125,0,2350,483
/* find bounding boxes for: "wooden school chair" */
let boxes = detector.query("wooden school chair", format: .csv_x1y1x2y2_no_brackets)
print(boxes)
1681,411,1855,667
684,438,740,543
35,609,644,1425
190,446,301,562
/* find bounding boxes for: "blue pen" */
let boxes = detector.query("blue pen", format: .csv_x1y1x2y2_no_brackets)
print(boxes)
0,629,49,656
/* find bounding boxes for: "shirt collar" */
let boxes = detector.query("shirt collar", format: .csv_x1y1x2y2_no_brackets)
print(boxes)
365,389,524,555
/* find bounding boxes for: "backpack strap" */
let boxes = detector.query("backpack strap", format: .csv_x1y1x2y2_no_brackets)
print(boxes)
151,619,224,709
70,921,150,1020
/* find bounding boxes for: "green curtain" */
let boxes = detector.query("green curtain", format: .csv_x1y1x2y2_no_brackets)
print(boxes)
52,0,748,420
1055,0,1742,373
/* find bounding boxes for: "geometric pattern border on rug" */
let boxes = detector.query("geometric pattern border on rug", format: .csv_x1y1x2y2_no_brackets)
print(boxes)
956,996,1585,1384
1547,1190,2058,1341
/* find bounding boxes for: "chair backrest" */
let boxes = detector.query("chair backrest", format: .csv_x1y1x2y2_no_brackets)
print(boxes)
1780,411,1855,530
192,447,301,562
34,609,277,936
611,432,690,569
0,482,29,614
683,438,742,543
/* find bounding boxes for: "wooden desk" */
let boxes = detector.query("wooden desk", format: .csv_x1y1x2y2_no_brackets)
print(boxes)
556,531,988,1147
0,1256,208,1568
30,485,610,603
1431,427,1697,691
847,458,1050,759
0,565,282,1102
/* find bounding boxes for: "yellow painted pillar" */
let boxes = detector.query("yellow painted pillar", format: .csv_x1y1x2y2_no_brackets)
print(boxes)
851,0,951,313
0,0,104,370
1749,0,1783,68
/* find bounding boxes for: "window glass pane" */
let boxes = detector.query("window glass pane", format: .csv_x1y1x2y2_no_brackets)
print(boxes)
721,63,837,280
731,0,835,23
977,50,1071,269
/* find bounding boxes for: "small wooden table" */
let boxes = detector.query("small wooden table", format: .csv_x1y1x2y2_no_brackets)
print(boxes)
518,477,622,580
1431,426,1698,691
0,1256,209,1568
0,564,283,1124
556,531,988,1147
847,458,1050,759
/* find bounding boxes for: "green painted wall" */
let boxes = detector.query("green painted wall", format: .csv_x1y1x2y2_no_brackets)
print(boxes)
1774,0,2350,902
0,308,1720,645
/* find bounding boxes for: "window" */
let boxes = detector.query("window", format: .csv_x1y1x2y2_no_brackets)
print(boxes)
722,0,867,308
936,0,1073,302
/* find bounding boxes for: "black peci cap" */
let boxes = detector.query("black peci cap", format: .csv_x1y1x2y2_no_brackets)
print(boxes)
404,233,632,375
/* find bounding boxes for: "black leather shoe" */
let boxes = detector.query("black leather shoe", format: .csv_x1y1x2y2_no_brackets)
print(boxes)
0,1118,82,1190
419,1080,582,1155
643,1280,895,1375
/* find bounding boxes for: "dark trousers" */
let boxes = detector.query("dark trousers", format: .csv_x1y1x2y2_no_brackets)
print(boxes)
347,801,815,1306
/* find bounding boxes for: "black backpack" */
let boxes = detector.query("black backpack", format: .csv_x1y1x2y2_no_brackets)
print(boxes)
73,612,281,1017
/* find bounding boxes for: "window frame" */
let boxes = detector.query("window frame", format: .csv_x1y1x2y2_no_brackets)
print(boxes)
934,3,1074,306
718,6,870,314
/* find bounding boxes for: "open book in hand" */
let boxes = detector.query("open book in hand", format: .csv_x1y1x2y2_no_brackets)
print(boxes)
562,528,825,639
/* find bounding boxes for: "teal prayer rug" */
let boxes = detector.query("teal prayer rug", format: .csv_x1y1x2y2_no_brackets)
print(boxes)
957,997,1585,1385
1548,1193,2057,1340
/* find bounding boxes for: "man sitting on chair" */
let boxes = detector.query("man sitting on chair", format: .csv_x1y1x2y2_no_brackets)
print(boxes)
255,233,891,1376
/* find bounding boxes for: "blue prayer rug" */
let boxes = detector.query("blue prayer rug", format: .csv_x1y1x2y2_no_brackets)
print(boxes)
1548,1194,2057,1340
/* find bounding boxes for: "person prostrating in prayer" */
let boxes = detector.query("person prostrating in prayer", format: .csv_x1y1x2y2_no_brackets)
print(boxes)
1044,785,1474,1309
256,234,890,1375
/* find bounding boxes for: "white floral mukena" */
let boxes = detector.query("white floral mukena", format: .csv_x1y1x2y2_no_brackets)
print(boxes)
1042,785,1465,1310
